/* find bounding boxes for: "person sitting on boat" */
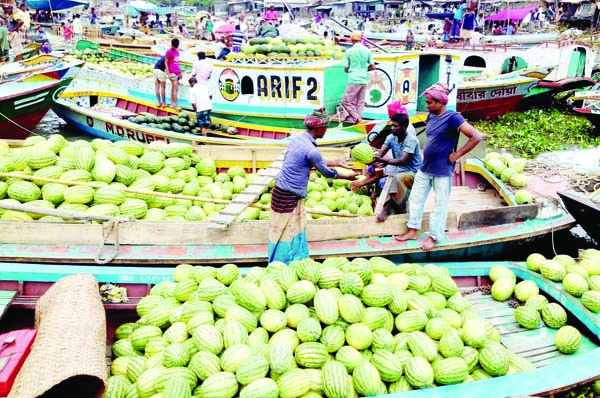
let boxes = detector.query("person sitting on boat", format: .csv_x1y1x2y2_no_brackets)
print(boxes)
353,112,422,222
214,35,230,60
265,4,278,23
492,24,504,35
189,76,212,137
268,108,356,264
506,22,514,35
257,20,278,38
396,82,481,250
35,26,47,41
39,40,51,54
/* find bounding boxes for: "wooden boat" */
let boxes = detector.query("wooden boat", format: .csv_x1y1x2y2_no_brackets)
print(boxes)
53,90,378,147
1,260,600,397
433,41,596,110
0,55,68,83
0,143,575,265
457,66,554,120
558,191,600,243
566,89,600,135
0,60,83,140
108,46,461,128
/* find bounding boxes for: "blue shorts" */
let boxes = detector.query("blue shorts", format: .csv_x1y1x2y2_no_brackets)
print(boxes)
196,110,211,128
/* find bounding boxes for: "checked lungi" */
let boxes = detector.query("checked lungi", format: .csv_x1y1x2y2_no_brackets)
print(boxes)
268,185,309,264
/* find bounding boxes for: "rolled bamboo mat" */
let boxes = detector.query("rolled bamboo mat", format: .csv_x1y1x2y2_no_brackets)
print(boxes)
9,274,107,398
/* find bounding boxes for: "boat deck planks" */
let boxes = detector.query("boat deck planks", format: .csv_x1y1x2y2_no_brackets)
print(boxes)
466,291,599,370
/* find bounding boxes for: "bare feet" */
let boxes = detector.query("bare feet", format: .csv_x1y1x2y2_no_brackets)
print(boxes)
421,236,436,251
395,228,418,241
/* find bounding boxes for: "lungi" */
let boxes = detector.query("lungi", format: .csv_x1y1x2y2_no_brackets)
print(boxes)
268,185,309,264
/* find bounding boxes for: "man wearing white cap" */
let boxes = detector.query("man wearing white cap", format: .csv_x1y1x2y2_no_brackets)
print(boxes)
340,31,374,124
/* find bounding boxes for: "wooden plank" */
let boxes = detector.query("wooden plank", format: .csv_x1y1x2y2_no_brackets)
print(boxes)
0,212,457,246
457,204,540,230
0,290,16,320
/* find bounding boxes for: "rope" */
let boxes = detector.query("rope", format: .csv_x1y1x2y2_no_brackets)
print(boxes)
94,220,121,265
525,155,600,193
0,110,41,137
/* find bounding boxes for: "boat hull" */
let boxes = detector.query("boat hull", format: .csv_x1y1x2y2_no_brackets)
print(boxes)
558,191,600,242
457,78,534,120
1,261,600,398
0,62,82,140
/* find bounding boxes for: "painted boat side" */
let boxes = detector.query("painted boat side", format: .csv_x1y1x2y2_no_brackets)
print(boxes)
558,191,600,242
0,261,599,397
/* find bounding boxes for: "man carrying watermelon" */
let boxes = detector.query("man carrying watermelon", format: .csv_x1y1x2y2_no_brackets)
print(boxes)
268,108,357,264
396,83,481,250
351,112,421,222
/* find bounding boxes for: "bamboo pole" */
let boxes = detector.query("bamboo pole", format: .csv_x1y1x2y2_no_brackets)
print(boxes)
0,172,359,218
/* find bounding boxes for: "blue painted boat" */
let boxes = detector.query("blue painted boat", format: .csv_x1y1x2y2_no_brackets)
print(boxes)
0,260,599,397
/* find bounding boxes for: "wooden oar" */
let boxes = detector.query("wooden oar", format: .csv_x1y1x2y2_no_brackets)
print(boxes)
0,172,358,219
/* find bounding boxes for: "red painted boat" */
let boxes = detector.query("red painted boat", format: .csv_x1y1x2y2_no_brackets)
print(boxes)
457,75,538,120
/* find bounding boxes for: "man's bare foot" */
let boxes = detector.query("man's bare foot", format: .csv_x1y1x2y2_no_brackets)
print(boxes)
395,229,418,241
421,236,436,251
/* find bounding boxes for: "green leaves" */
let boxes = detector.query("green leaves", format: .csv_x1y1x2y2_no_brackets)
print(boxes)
474,110,599,158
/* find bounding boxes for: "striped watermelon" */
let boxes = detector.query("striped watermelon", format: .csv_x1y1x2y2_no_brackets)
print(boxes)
286,280,317,304
220,344,253,373
162,376,191,398
297,317,322,342
404,356,434,389
239,378,279,398
321,325,346,353
314,289,339,325
514,306,541,329
432,357,469,385
294,342,329,368
541,303,567,329
395,310,428,333
337,294,365,324
352,360,383,396
236,355,270,385
371,349,403,382
555,325,581,354
191,324,223,355
189,351,221,381
197,372,238,398
335,345,363,373
345,323,373,350
277,369,310,398
479,345,509,376
322,360,349,398
407,331,438,362
130,325,162,351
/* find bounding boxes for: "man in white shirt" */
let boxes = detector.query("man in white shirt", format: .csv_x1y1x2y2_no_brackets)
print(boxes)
72,14,83,40
191,51,212,85
18,4,30,40
470,27,482,45
189,76,212,136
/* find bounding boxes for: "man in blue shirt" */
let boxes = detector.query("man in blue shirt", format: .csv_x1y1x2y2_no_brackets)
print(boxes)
396,83,481,250
351,112,421,221
269,108,356,263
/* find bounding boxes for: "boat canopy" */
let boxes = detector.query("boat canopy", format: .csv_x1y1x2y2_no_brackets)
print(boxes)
120,0,172,16
25,0,87,10
484,6,536,21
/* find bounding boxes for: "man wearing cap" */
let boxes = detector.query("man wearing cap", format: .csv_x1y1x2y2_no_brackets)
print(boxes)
7,7,23,60
396,82,481,250
268,107,356,264
340,31,375,124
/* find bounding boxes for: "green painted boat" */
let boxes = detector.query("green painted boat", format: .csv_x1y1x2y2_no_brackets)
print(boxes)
0,260,599,397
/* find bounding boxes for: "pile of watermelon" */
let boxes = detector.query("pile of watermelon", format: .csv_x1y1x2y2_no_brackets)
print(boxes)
128,114,197,134
105,257,537,398
488,250,600,356
0,135,372,222
232,36,345,60
482,151,532,204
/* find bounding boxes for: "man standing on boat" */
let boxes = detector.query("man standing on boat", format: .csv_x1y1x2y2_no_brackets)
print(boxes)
340,31,375,125
191,51,212,85
189,76,212,137
165,38,182,109
153,55,167,107
72,14,83,41
396,83,481,250
265,5,278,23
268,108,356,264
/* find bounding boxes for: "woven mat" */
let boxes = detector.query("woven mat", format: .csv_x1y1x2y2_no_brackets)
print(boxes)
9,274,107,398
